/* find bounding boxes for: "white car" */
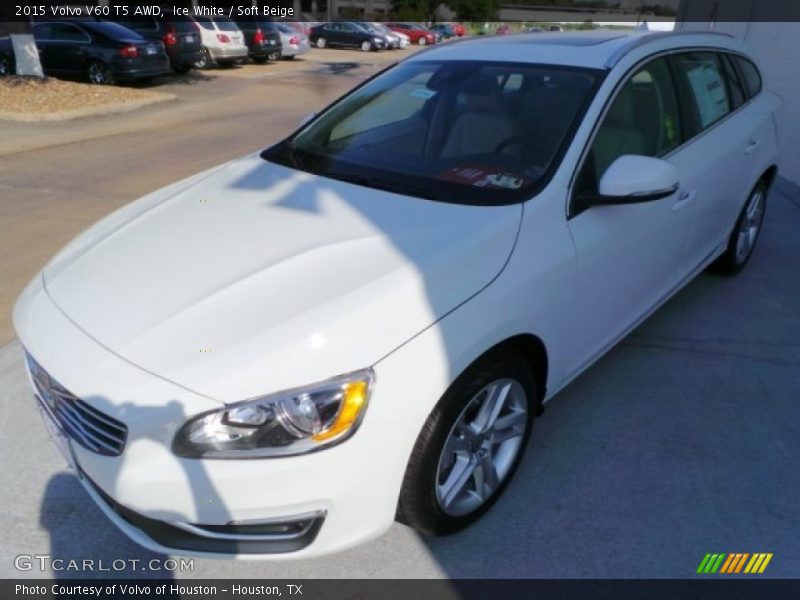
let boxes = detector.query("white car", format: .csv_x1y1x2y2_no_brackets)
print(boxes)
193,15,248,68
15,31,779,558
276,23,311,59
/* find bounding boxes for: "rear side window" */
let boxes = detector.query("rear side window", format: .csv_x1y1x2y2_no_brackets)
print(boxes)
735,56,763,98
163,15,198,33
675,52,731,129
719,53,746,109
213,17,240,32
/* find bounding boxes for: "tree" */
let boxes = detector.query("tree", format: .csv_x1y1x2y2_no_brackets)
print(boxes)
0,5,44,77
390,0,439,22
451,0,500,22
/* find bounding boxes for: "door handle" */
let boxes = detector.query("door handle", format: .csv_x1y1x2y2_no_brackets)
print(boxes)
672,190,696,213
745,139,760,155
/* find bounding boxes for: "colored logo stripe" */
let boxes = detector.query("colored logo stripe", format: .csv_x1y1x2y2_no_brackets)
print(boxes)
697,553,773,574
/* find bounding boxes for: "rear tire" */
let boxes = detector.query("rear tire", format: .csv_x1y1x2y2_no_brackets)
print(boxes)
86,60,114,85
194,48,212,70
252,56,268,65
316,37,327,49
398,350,537,535
172,64,192,74
710,180,768,275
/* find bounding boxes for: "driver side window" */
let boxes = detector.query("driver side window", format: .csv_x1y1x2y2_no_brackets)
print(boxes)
576,57,682,196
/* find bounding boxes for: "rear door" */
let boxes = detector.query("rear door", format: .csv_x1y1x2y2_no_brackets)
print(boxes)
670,51,762,265
40,23,90,75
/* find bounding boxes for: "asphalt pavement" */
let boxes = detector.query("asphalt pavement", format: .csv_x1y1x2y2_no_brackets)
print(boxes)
0,53,798,579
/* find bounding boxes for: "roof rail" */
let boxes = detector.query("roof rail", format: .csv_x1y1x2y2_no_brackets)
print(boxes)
604,30,735,68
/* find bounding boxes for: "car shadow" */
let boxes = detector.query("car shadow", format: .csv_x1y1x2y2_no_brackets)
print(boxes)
40,397,226,579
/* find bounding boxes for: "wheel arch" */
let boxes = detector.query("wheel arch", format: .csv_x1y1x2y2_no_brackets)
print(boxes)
760,165,779,190
461,333,549,406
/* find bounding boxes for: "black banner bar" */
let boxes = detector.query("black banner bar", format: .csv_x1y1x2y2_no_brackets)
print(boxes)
4,579,800,600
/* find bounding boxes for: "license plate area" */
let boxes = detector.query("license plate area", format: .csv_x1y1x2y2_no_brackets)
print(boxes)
146,46,158,55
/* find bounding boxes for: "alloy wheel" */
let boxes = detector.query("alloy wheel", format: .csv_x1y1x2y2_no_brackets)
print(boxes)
735,188,765,264
87,62,112,85
316,38,326,48
435,378,528,517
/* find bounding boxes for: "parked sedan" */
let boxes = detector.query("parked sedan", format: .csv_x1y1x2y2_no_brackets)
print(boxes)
14,32,779,559
1,20,170,84
276,23,310,59
309,22,387,51
233,16,282,63
360,22,403,49
430,23,455,39
105,10,202,73
386,22,436,46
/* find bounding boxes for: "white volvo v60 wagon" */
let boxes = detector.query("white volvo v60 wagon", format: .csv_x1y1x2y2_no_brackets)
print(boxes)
15,31,780,558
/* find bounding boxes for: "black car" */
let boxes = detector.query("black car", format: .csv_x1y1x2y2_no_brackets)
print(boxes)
309,22,387,52
0,20,170,84
105,10,202,73
232,16,282,63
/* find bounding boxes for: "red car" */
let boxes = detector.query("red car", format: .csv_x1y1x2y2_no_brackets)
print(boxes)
496,24,512,35
386,22,436,46
451,22,466,37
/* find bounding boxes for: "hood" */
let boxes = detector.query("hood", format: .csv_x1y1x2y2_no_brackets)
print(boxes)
43,155,521,403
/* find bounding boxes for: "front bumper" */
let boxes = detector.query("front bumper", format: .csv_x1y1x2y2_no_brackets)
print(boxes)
14,277,419,558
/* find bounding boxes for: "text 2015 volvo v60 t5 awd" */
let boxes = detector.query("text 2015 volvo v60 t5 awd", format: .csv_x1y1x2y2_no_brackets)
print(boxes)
15,31,780,558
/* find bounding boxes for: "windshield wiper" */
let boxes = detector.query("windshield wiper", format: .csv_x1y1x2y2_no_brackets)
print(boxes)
326,172,440,201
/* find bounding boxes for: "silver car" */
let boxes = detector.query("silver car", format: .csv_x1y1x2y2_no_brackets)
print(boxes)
277,23,311,59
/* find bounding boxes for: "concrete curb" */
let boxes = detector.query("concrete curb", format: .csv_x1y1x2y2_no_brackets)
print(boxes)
0,93,177,123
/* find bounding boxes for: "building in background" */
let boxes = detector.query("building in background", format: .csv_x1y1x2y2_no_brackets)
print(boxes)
677,0,800,185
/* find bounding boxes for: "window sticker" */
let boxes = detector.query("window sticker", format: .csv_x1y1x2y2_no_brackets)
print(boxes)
437,166,529,189
686,61,730,127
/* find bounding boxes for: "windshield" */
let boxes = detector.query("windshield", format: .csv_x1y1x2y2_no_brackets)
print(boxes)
264,60,601,205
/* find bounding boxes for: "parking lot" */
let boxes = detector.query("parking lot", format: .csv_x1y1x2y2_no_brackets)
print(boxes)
1,48,799,579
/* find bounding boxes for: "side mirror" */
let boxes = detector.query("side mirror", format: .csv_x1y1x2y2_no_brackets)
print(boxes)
579,155,679,210
298,112,316,128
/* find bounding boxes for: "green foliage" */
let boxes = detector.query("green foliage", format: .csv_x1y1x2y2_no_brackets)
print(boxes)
390,0,438,21
452,0,500,22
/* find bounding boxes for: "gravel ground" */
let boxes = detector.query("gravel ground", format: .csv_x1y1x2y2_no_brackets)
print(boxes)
0,76,171,115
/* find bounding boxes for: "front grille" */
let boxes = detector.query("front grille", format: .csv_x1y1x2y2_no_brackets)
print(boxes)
26,353,127,456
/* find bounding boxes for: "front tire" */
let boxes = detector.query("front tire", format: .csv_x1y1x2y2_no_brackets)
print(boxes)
398,350,536,535
0,55,13,77
361,40,372,52
418,37,427,46
87,60,114,85
711,180,767,275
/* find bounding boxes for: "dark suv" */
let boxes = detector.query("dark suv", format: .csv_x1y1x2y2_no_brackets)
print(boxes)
106,9,202,73
232,16,282,63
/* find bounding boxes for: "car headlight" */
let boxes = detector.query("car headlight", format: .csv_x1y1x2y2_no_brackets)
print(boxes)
172,369,374,458
374,37,382,43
